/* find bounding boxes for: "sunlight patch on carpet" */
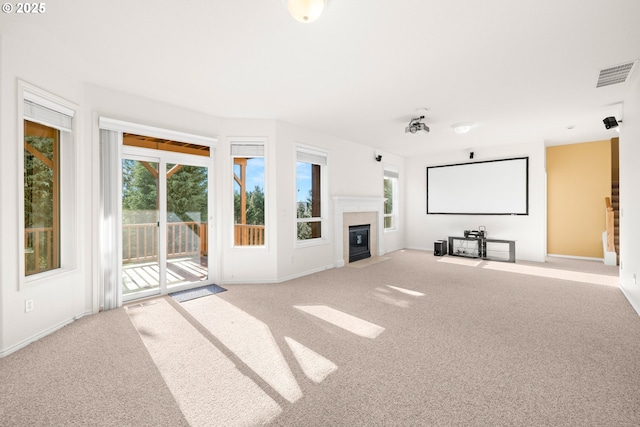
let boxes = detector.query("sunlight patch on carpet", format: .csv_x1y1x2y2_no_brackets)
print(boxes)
294,305,385,338
371,292,410,308
182,296,303,403
285,337,337,383
483,262,620,287
437,257,483,267
125,298,281,426
386,285,425,296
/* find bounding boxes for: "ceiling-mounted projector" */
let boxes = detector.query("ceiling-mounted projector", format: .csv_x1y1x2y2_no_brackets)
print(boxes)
406,122,429,133
405,115,430,134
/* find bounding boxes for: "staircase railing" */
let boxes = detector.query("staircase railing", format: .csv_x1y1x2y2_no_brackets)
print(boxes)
605,197,615,252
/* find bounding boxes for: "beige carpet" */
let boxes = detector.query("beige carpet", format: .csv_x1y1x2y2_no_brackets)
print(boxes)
0,308,189,426
346,256,390,268
437,256,484,267
2,250,638,426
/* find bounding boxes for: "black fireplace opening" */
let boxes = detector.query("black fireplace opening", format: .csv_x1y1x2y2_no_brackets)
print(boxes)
349,224,371,263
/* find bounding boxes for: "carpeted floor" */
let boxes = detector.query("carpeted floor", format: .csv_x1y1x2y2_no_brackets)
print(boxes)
1,250,638,426
0,307,189,427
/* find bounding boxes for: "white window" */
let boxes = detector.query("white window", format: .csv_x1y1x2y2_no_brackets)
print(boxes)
296,146,327,242
384,169,398,230
231,142,266,246
20,82,77,283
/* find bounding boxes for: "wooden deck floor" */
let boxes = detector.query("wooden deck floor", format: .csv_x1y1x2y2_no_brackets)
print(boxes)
123,258,208,295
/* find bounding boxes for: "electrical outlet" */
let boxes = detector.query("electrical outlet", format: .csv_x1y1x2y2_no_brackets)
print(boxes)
25,299,34,313
634,274,637,285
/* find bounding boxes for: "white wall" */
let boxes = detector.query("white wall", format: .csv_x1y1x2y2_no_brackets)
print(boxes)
619,76,640,315
0,33,408,355
217,118,279,283
0,35,90,356
405,141,546,262
274,121,406,281
0,34,4,356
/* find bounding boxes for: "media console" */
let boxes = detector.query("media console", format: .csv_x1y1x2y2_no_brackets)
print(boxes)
448,236,516,263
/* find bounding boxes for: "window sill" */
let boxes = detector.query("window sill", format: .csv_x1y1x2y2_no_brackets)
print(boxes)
23,266,79,289
231,245,267,251
296,237,330,249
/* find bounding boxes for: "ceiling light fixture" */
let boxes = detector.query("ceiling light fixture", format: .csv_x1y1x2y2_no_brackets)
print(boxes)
284,0,328,23
452,123,473,134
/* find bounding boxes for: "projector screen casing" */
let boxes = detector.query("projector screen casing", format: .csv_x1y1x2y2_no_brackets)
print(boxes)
426,157,529,215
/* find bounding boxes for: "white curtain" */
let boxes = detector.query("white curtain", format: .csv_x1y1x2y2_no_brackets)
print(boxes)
99,129,121,310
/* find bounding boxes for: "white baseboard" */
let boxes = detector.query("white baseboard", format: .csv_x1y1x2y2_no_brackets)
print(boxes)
620,283,640,318
547,254,604,262
405,245,432,252
221,263,335,286
0,311,92,358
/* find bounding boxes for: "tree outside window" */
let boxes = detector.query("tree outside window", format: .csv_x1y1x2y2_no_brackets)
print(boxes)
296,162,321,240
24,120,60,275
296,148,326,241
232,144,265,246
384,170,398,230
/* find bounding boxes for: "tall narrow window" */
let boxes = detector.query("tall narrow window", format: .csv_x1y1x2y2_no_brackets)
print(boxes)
384,169,398,230
24,120,60,275
296,147,327,241
22,89,75,278
232,143,265,246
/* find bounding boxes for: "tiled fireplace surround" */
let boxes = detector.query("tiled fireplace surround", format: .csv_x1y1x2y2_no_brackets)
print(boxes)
333,197,386,267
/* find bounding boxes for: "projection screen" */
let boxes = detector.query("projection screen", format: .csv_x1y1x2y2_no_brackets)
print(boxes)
426,157,529,215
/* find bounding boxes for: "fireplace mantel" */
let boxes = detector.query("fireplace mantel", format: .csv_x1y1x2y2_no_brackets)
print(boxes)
333,196,386,267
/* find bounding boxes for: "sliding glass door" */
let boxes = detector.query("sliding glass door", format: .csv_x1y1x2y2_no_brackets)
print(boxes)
165,163,209,288
121,157,161,297
121,148,211,301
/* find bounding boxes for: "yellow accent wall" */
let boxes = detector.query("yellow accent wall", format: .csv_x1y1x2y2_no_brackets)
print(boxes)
547,140,611,258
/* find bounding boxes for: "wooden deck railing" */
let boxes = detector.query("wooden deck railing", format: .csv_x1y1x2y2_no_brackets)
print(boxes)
234,224,265,246
27,221,262,272
122,222,208,263
24,227,54,275
605,197,615,252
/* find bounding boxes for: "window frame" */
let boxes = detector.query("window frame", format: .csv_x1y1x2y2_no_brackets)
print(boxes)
383,168,399,232
295,145,328,246
230,139,267,249
18,81,79,289
23,120,60,276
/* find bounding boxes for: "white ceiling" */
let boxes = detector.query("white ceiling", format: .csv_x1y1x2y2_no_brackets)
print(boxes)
2,0,639,156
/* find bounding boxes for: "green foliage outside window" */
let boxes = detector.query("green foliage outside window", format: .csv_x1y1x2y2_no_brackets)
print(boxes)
384,177,394,229
122,160,208,223
24,121,59,275
24,135,55,230
234,185,265,226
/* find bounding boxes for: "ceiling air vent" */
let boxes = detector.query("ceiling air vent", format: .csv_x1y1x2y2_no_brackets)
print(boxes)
596,60,638,88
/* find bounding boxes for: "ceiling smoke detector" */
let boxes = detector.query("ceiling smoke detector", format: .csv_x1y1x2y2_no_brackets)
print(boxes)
405,116,430,134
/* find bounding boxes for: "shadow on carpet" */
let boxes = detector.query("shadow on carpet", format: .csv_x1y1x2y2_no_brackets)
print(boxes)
169,284,227,303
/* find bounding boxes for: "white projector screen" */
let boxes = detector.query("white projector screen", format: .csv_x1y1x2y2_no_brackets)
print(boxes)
426,157,529,215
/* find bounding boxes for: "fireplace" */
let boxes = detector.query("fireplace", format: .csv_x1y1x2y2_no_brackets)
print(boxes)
332,197,385,268
349,224,371,262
